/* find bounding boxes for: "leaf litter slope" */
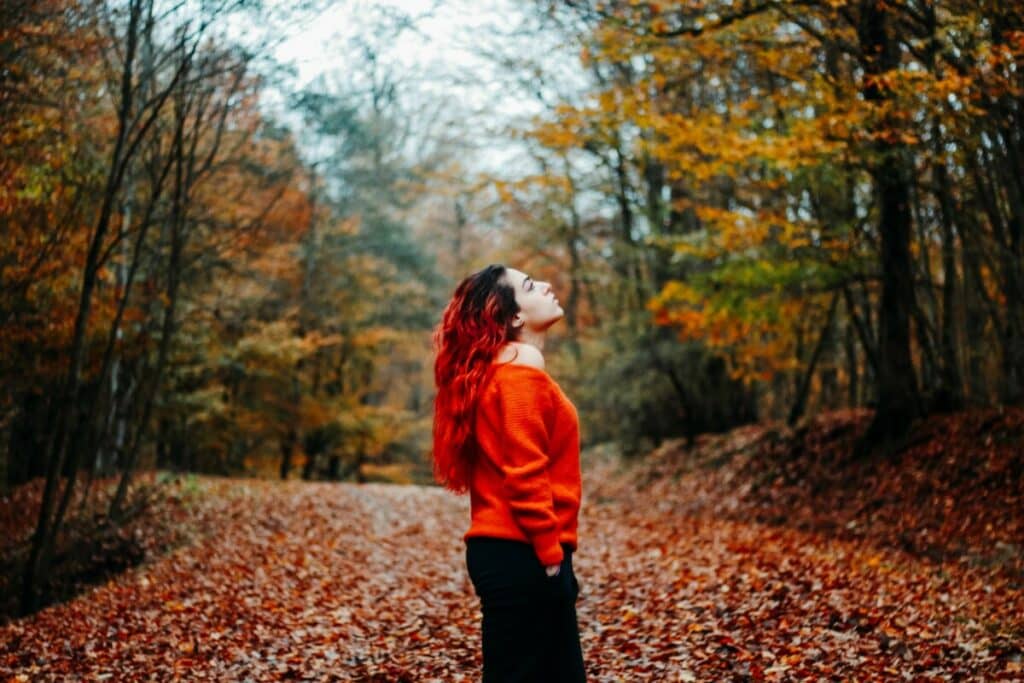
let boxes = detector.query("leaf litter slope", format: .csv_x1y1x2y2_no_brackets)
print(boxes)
2,462,1022,681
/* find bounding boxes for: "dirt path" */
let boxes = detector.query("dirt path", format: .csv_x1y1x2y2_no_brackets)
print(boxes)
1,471,1021,681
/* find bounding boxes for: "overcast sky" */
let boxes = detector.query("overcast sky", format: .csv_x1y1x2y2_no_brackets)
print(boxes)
254,0,584,173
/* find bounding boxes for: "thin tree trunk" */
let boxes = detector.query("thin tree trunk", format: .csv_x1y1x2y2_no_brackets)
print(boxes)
841,284,879,374
789,292,840,426
933,156,965,410
844,320,859,406
279,428,296,480
21,0,142,615
960,221,989,403
109,211,182,520
923,2,965,411
109,47,190,519
563,157,582,362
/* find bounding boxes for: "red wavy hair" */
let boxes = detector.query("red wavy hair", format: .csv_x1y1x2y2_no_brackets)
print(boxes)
433,264,519,492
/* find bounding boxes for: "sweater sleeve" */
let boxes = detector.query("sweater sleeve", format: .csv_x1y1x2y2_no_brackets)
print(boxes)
495,372,564,566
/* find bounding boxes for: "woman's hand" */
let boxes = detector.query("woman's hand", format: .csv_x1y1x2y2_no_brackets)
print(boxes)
544,563,560,577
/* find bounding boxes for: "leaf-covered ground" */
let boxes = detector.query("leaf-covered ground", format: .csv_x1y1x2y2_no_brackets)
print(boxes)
2,409,1023,681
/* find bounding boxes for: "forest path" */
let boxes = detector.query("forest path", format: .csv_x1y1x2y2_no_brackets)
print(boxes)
2,469,1021,681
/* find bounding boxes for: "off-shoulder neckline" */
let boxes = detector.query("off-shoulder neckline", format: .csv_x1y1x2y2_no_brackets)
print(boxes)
491,362,551,378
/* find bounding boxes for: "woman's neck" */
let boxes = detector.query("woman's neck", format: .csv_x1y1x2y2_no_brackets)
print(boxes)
517,329,546,352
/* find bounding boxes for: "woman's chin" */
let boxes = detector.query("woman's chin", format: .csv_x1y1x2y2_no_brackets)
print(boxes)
539,312,564,331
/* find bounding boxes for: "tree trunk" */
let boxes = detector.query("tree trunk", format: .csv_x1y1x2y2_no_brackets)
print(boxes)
109,208,182,521
21,0,143,615
301,453,318,480
933,156,965,410
845,321,860,407
109,40,190,519
563,158,583,362
788,293,840,426
279,428,296,480
960,224,990,403
856,0,920,455
923,3,965,411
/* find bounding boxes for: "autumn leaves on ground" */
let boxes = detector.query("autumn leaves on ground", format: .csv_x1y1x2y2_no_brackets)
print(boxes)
3,409,1022,682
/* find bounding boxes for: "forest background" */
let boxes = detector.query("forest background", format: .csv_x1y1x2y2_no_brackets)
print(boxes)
2,0,1023,617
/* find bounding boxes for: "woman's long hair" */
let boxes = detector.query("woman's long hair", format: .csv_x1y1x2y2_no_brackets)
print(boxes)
433,264,519,492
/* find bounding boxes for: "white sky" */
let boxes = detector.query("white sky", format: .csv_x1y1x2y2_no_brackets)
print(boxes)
253,0,585,173
275,1,507,91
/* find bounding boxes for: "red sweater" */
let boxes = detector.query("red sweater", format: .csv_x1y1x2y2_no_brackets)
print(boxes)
464,363,582,566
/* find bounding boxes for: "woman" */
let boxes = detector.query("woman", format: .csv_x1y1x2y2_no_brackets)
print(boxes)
433,264,586,682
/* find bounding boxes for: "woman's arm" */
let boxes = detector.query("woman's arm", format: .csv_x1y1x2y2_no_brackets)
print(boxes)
495,373,564,567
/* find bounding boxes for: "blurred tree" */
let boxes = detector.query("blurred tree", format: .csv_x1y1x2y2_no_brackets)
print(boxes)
3,0,311,613
518,0,1023,453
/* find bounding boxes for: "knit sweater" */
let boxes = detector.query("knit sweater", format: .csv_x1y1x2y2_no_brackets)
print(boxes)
464,363,582,566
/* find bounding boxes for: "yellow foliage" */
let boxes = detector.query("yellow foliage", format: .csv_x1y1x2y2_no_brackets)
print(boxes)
359,463,415,485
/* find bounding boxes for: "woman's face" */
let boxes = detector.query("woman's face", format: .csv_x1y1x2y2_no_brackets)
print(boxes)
504,267,564,332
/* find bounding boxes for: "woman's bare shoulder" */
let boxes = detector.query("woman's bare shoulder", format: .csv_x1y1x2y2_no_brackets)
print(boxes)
495,342,545,370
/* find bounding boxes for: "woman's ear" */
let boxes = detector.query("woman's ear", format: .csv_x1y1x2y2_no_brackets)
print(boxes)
512,314,525,329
